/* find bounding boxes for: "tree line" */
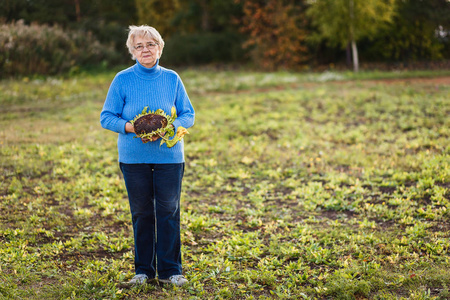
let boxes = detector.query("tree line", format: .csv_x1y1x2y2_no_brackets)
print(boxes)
1,0,449,73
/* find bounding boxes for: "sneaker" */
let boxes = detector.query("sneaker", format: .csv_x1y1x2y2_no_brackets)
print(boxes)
159,275,188,287
123,274,148,286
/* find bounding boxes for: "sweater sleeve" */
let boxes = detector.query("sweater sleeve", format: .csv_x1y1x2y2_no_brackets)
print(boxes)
172,75,195,133
100,75,128,135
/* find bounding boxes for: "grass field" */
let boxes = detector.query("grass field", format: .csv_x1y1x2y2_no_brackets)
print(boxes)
1,68,449,299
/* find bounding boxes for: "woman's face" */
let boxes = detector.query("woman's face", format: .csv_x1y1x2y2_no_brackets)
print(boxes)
133,36,161,68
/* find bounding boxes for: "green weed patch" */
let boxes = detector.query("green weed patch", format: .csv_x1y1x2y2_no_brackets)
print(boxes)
1,71,449,299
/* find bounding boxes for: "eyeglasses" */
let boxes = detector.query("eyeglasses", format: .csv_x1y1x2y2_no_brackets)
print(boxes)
134,43,159,51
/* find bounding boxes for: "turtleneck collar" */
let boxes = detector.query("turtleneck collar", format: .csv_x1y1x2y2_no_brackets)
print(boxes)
134,59,161,79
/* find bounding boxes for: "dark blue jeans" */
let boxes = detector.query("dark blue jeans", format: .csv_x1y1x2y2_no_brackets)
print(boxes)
119,163,184,279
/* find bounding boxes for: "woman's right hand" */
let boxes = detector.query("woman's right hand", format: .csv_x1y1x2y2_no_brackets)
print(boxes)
125,122,135,134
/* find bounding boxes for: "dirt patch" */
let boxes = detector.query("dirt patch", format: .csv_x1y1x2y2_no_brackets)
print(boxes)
44,248,129,266
197,76,450,98
317,209,357,221
374,218,397,229
367,76,450,86
302,76,450,89
428,222,450,235
436,181,450,189
379,186,397,194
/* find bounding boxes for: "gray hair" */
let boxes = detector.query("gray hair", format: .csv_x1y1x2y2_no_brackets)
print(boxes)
126,25,165,60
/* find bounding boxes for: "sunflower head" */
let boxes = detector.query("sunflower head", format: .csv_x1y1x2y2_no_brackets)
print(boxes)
130,107,176,141
133,114,168,137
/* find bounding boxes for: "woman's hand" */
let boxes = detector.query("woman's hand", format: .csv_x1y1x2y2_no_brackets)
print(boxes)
146,135,160,142
126,122,174,143
145,125,174,143
125,122,135,134
126,122,151,142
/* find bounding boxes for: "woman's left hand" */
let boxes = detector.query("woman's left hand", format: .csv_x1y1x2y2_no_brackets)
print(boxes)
145,135,161,142
127,123,174,143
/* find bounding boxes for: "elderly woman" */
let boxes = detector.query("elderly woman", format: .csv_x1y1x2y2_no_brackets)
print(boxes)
100,25,194,287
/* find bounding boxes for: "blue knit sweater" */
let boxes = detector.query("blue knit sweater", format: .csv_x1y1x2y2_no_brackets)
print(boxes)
100,60,195,164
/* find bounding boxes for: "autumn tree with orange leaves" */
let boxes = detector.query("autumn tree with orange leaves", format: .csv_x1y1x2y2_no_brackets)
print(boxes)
236,0,309,70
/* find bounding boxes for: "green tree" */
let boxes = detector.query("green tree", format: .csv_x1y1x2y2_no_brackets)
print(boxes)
0,0,137,64
168,0,243,34
0,0,75,25
0,0,136,28
307,0,396,71
135,0,181,37
157,0,245,66
368,0,450,62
